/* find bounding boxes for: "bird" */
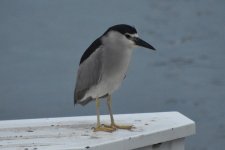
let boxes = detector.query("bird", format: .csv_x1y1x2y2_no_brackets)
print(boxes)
74,24,156,132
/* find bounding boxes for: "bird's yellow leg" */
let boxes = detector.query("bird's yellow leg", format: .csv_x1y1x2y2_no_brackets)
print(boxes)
103,95,133,130
93,97,116,132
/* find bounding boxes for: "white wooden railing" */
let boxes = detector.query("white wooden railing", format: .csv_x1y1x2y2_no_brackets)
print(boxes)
0,112,195,150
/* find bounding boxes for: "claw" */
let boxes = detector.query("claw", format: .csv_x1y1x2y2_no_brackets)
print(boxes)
93,125,116,132
103,123,134,130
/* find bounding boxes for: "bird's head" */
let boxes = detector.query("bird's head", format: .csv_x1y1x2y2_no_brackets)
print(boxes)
102,24,156,50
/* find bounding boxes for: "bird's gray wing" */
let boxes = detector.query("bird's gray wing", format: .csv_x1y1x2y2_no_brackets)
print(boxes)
74,47,102,104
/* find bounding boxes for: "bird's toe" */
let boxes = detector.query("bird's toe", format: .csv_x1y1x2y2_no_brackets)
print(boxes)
103,123,134,130
93,125,116,132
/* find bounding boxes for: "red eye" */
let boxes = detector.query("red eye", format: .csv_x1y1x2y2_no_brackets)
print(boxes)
125,34,131,39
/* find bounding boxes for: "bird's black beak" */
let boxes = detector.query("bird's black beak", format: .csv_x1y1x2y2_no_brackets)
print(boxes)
133,37,156,50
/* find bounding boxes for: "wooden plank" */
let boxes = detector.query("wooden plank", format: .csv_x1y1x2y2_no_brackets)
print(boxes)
0,112,195,150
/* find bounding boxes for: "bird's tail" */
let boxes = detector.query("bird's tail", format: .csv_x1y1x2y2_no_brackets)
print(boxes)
78,97,93,106
74,88,93,106
73,89,77,107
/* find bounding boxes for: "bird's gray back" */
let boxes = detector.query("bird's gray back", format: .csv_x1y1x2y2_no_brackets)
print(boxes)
74,47,103,104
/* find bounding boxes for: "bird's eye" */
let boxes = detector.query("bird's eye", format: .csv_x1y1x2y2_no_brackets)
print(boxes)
125,34,131,39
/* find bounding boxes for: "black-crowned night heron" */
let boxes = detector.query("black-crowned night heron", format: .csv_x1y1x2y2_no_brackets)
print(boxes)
74,24,156,132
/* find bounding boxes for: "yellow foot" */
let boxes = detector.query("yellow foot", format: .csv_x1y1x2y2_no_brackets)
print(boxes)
103,123,134,130
93,125,116,132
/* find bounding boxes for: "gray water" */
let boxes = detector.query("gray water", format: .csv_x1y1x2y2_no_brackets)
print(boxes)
0,0,225,149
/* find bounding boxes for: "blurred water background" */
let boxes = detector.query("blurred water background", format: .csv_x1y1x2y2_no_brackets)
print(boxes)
0,0,225,149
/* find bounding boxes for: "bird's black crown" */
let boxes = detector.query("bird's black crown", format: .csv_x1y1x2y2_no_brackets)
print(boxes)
104,24,137,35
